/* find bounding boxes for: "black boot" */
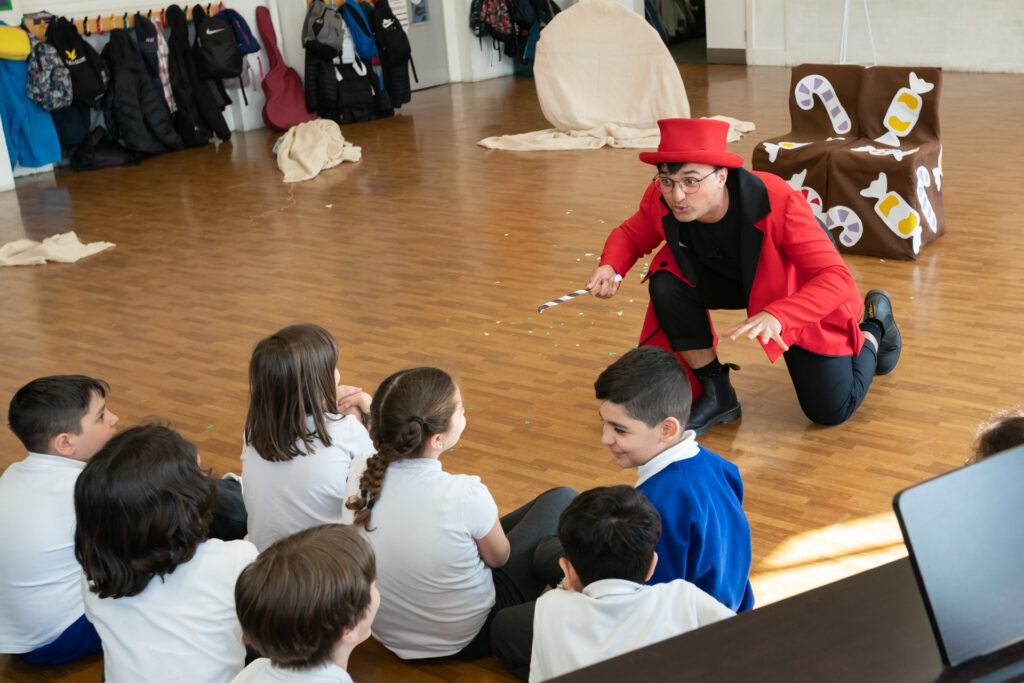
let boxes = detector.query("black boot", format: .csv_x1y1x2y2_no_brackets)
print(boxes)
864,289,901,375
685,363,741,436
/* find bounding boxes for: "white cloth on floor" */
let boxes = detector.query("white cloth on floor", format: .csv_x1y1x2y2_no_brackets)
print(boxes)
0,231,114,266
276,119,361,183
478,116,755,151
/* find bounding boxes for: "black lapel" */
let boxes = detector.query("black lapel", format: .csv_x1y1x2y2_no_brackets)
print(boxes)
734,168,770,303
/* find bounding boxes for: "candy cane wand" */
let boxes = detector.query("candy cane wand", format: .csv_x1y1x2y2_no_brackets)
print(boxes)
537,275,622,313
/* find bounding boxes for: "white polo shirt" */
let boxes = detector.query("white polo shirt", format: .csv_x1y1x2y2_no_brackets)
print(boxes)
366,458,498,659
0,452,86,653
529,578,735,682
232,659,354,682
242,413,374,551
82,538,258,683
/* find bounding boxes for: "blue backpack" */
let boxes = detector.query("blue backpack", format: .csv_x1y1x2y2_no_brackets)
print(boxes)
341,2,379,62
217,8,261,55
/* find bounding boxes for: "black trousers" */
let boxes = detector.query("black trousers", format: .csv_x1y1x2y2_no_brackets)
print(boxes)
452,487,577,662
648,270,876,426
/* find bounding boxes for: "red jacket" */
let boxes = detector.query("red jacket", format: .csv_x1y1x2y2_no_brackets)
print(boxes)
601,168,865,368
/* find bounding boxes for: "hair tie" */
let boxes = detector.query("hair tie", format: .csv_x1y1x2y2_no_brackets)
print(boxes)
360,489,375,510
409,416,425,428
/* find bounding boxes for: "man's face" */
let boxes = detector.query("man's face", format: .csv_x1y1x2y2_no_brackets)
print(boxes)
656,163,727,223
68,391,119,461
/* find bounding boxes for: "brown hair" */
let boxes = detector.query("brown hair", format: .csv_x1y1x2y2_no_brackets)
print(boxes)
346,367,458,530
969,409,1024,464
74,424,215,598
8,375,109,453
245,324,340,462
234,524,376,671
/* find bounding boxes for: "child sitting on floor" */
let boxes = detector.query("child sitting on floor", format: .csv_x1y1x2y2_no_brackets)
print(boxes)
75,424,258,682
529,485,734,681
0,375,117,665
594,346,754,611
242,323,375,551
345,366,575,667
232,524,380,682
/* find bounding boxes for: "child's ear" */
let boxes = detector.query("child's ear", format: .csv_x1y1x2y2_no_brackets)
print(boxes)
340,626,361,645
559,556,582,592
52,432,77,457
659,417,681,442
429,432,445,451
645,551,659,582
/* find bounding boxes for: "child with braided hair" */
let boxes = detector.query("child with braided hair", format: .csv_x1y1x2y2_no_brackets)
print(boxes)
345,367,576,671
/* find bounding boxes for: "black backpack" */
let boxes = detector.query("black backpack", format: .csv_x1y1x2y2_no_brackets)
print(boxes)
191,4,243,79
372,1,416,79
45,17,109,106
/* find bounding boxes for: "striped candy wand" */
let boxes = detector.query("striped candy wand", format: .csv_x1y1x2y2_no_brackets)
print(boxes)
537,275,621,313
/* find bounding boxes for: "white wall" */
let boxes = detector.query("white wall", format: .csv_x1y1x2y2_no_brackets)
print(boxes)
743,0,1024,73
707,0,745,51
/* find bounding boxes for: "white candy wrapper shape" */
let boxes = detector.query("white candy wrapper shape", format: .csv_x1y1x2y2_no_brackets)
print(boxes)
916,167,938,233
538,275,622,313
933,145,943,191
825,205,864,248
860,172,922,254
786,169,824,220
850,144,920,162
875,72,934,147
762,140,811,163
794,74,852,135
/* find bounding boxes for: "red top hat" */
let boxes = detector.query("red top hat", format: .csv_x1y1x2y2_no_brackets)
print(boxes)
638,118,744,168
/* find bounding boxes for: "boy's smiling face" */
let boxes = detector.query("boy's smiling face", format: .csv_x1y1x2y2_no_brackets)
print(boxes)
598,400,679,468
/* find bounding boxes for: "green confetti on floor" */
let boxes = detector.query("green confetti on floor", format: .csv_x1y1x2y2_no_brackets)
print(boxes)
590,321,595,325
579,312,584,316
576,258,580,262
545,331,550,335
609,352,617,356
206,425,214,430
909,296,915,300
510,322,516,325
538,353,543,356
541,395,545,398
617,311,623,316
484,332,490,336
525,420,531,425
510,333,517,336
553,344,558,347
565,210,573,214
504,233,509,236
495,280,502,284
528,330,533,334
575,343,580,347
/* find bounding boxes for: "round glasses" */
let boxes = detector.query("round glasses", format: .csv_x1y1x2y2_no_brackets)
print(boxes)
653,167,722,195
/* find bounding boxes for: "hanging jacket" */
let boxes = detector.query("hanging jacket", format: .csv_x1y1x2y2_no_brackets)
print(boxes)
101,29,183,155
165,4,229,144
134,13,176,114
0,27,61,169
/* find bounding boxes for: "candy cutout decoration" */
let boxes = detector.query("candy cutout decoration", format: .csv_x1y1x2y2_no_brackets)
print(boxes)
860,172,922,254
786,169,824,220
794,74,852,135
875,72,935,147
762,141,811,163
825,205,864,248
849,144,920,162
932,145,943,191
915,167,938,233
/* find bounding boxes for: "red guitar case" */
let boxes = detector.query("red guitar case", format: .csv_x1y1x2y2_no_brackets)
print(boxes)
255,6,316,131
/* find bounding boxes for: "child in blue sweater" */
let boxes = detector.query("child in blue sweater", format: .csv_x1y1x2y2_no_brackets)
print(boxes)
594,346,754,611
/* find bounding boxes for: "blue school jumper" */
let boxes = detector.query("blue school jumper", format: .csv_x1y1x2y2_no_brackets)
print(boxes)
638,443,754,612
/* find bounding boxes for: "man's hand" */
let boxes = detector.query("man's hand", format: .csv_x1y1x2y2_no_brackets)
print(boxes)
586,265,621,299
723,311,789,351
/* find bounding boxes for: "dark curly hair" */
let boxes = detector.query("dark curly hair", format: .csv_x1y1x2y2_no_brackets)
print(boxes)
235,524,376,670
346,367,458,531
74,424,215,598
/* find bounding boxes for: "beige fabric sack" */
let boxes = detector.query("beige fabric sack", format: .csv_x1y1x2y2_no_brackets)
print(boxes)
277,119,362,183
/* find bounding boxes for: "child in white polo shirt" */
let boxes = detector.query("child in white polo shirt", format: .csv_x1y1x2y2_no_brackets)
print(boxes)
0,375,118,664
232,524,380,682
528,485,734,682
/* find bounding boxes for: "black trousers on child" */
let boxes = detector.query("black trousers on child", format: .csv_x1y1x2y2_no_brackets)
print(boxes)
209,476,248,541
648,270,877,426
452,487,577,664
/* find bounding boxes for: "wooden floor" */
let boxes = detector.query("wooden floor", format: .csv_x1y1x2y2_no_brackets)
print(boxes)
2,63,1023,681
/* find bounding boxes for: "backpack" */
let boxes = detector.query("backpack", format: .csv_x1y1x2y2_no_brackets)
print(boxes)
469,0,488,38
26,38,73,111
302,0,345,60
340,2,379,62
45,17,109,106
191,4,243,79
372,1,411,65
480,0,515,43
216,8,261,55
